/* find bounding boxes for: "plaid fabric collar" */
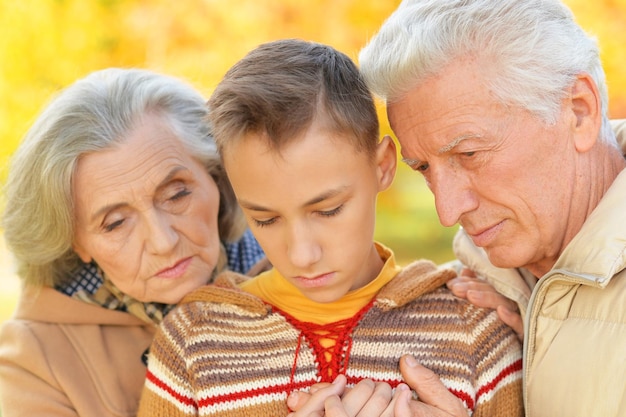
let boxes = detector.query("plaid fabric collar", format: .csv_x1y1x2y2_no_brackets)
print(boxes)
61,263,174,325
56,231,266,325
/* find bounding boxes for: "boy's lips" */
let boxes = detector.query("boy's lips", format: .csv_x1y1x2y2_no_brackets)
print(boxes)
293,272,335,288
156,257,193,279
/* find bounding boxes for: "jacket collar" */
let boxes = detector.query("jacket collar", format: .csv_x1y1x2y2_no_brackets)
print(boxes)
550,167,626,286
13,286,147,326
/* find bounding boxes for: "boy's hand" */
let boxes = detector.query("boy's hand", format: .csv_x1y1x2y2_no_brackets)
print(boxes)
287,355,471,417
447,268,524,341
287,376,400,416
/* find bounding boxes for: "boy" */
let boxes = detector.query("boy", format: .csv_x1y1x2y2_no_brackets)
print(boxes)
137,39,523,417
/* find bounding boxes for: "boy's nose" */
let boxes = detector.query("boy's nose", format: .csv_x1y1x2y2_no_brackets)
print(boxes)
287,225,322,269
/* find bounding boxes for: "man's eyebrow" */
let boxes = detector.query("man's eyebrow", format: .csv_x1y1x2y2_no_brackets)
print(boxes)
438,133,483,154
401,157,422,168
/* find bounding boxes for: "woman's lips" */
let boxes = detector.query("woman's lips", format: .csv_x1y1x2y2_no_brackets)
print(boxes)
156,257,193,279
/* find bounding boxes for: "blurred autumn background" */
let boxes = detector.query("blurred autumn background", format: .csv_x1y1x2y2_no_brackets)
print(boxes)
0,0,625,328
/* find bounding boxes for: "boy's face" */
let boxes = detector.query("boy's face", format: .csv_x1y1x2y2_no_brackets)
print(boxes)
222,122,396,303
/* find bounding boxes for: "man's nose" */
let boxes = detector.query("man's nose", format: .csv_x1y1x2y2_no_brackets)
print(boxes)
429,168,478,227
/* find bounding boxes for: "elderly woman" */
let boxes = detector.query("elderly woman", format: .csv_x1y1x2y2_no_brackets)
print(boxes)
0,68,267,417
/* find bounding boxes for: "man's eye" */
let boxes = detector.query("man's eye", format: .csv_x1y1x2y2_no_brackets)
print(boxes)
402,158,429,172
416,162,429,172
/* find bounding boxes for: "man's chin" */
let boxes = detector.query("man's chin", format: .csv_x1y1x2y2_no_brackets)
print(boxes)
484,247,526,270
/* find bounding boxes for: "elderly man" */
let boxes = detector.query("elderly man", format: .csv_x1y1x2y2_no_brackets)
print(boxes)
353,0,626,416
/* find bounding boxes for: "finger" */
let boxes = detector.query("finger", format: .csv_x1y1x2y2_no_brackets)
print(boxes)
287,391,313,413
377,383,409,417
323,395,350,417
287,410,325,417
399,355,468,416
466,289,518,312
446,275,489,298
497,305,524,342
449,277,501,293
310,382,332,395
338,379,376,416
353,381,393,417
287,375,347,415
392,386,415,417
459,267,477,278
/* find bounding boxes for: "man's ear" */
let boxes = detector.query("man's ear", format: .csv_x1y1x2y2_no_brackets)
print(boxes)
375,135,397,191
569,73,601,153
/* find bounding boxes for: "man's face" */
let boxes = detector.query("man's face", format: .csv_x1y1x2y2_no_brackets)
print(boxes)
387,59,578,276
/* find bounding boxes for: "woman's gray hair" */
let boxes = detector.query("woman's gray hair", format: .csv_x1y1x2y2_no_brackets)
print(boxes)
2,68,246,287
359,0,614,144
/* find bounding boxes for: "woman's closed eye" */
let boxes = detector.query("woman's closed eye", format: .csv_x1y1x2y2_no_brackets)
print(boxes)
169,188,191,202
103,218,125,233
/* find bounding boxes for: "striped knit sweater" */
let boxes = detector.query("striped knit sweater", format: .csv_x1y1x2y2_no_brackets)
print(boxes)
138,259,523,417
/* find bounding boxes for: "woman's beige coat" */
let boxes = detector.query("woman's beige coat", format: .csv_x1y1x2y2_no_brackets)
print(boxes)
0,287,156,417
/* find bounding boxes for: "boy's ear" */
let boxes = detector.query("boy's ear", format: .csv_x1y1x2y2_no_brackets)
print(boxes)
375,135,397,191
569,73,601,153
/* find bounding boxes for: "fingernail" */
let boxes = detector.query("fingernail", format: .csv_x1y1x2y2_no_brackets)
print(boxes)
405,355,418,367
467,289,482,300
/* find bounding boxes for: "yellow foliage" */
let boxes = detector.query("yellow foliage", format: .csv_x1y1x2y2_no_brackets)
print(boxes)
0,0,624,266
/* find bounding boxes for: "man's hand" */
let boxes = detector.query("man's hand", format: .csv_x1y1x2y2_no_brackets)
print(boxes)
393,355,469,416
447,268,524,341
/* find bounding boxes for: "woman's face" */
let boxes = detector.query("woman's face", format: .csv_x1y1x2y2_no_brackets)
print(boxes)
72,113,221,304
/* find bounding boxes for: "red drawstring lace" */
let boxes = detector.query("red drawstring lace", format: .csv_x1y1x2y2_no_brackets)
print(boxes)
277,298,375,385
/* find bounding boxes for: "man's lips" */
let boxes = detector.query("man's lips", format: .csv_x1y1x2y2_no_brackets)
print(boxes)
466,221,504,247
156,257,193,279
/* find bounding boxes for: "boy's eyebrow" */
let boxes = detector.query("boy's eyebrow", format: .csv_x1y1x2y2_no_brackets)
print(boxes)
304,186,348,206
238,186,348,212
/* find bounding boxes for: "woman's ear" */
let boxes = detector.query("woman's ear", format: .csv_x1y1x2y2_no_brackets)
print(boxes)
375,135,397,191
569,73,601,153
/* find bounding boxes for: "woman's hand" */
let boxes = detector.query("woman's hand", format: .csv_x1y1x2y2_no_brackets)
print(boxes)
447,268,524,341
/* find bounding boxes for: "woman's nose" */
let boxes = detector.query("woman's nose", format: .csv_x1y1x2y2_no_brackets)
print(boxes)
144,209,179,255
